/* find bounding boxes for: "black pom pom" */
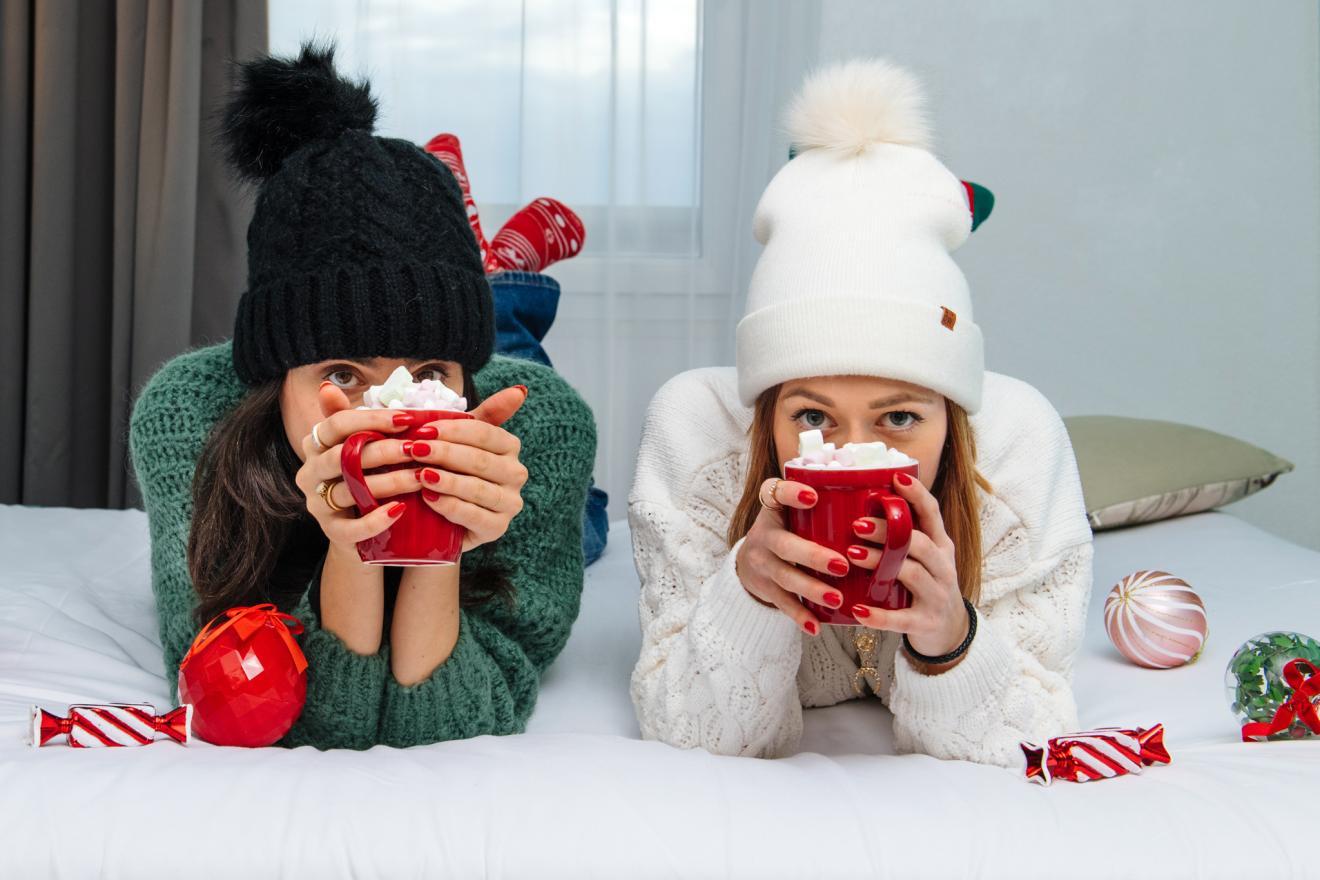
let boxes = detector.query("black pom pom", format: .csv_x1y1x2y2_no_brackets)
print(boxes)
220,41,378,182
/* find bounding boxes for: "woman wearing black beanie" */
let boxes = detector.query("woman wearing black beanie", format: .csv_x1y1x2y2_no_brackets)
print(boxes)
128,44,597,749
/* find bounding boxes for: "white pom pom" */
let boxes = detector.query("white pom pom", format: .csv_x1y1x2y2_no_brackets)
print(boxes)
784,58,932,156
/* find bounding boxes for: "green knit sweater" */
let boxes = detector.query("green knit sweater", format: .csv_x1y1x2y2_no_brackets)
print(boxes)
128,341,596,750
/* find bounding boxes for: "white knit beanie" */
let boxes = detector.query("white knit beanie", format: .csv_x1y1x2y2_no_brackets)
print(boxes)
736,58,985,413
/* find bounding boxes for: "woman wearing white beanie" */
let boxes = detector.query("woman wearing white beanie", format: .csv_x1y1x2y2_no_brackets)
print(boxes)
628,59,1094,767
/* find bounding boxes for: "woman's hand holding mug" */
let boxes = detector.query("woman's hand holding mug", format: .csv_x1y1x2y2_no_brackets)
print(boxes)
404,385,530,553
848,472,969,664
734,477,852,636
294,381,420,554
735,469,968,667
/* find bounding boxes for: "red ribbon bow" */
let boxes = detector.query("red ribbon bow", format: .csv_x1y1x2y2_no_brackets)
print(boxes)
180,603,308,675
1241,658,1320,742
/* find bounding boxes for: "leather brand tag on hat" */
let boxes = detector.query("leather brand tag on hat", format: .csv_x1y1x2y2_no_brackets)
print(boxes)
940,307,957,330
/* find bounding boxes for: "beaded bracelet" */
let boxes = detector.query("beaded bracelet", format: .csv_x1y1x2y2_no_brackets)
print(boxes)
903,598,977,666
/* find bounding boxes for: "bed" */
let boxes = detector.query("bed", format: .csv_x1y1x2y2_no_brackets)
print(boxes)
1,503,1317,879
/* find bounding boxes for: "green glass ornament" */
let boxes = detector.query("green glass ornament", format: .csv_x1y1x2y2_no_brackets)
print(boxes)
1224,631,1320,741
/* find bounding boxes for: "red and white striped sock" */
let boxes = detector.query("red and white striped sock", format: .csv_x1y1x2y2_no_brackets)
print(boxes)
423,133,491,265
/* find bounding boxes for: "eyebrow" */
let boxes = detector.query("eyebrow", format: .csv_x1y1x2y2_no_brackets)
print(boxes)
324,358,442,368
783,387,937,409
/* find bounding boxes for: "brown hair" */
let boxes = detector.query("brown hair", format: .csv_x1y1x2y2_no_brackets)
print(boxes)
187,371,510,628
726,386,993,604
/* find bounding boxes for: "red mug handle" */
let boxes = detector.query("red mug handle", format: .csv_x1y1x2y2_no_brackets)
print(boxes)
864,491,913,606
340,430,386,514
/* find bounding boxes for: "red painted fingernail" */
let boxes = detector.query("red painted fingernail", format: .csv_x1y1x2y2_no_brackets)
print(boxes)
823,591,842,608
413,426,439,440
402,441,414,455
515,384,528,397
393,413,411,426
803,620,820,636
854,519,876,535
412,469,422,481
827,558,849,577
422,488,440,502
411,442,431,456
798,489,817,506
852,604,871,619
387,502,406,517
847,545,868,561
896,472,913,486
422,468,440,485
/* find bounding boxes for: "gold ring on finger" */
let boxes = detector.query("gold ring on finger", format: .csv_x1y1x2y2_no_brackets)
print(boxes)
317,478,347,513
760,478,783,512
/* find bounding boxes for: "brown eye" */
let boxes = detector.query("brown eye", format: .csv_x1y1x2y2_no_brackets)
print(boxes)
414,367,446,382
326,370,358,389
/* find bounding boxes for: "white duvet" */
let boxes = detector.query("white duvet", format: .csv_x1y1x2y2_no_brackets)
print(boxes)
1,504,1317,879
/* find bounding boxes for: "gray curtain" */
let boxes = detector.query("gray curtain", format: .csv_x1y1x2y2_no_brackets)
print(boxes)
0,0,266,510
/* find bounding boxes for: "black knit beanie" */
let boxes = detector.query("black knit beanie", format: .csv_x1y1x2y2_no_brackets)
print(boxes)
220,42,494,387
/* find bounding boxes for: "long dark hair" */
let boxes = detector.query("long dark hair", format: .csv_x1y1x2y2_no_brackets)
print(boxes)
727,386,993,605
187,371,511,628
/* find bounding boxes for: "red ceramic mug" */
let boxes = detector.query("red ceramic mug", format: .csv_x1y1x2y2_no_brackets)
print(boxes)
784,461,918,626
340,409,473,565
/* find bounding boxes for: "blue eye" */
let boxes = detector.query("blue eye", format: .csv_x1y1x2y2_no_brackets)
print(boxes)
791,408,832,430
883,411,922,430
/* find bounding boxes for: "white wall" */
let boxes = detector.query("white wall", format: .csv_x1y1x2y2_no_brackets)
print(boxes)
814,0,1320,549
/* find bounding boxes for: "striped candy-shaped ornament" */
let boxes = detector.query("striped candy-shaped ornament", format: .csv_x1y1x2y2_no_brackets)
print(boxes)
1104,570,1207,668
31,703,192,747
1022,724,1170,785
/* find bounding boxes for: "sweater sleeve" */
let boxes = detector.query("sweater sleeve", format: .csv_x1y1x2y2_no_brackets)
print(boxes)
628,372,804,758
128,342,390,751
275,568,390,751
886,381,1095,768
376,359,596,747
887,539,1093,767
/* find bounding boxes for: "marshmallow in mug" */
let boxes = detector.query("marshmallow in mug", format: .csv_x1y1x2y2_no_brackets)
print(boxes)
787,429,916,469
355,365,468,412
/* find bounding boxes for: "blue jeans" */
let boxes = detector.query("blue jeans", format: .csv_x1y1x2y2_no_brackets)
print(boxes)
490,271,609,567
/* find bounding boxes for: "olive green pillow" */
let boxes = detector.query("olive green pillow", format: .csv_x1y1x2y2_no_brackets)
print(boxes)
1062,416,1294,531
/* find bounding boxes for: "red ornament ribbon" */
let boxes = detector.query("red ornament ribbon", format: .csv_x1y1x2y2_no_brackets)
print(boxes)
180,603,307,675
32,703,192,747
1241,658,1320,742
1022,724,1169,785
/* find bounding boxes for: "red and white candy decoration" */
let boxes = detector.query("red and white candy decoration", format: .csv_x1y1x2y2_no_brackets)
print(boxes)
1104,570,1207,668
1022,724,1169,785
31,702,192,748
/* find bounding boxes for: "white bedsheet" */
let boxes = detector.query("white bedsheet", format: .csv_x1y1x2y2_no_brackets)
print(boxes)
0,504,1316,879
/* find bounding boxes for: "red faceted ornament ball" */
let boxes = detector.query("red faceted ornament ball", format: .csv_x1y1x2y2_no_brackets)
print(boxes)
177,604,308,747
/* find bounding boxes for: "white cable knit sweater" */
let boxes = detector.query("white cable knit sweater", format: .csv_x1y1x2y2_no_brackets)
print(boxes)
628,367,1094,766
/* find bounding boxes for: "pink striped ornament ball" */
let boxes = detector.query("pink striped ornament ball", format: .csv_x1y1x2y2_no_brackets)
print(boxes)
1104,570,1208,669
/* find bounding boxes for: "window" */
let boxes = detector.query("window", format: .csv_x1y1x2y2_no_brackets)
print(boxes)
269,0,701,258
